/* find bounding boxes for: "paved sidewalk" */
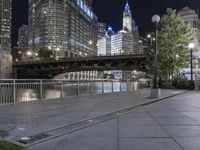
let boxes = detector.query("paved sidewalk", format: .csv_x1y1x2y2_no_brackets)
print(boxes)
0,89,185,142
27,91,200,150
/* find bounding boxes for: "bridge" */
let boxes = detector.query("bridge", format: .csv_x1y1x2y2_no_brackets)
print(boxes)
13,54,146,79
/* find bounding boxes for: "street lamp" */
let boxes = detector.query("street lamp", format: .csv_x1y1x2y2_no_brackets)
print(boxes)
188,43,195,81
151,14,161,98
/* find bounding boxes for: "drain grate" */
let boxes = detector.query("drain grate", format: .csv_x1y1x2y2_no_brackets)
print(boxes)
18,133,50,144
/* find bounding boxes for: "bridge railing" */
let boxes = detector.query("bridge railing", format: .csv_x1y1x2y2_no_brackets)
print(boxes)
0,79,150,104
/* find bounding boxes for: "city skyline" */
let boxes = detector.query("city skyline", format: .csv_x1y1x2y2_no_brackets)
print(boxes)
12,0,200,47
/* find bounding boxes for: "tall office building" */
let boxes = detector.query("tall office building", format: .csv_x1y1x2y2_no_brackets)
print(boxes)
28,0,98,59
110,1,141,79
123,1,132,32
111,1,140,55
97,22,106,38
0,0,12,78
97,26,114,56
18,24,29,57
111,31,140,55
178,7,200,78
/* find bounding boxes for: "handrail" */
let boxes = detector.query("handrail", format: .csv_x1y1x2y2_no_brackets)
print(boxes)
0,79,149,104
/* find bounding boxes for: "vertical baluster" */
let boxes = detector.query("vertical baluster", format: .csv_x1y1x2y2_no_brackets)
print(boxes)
77,80,80,96
40,80,43,100
102,80,104,94
13,80,16,103
61,81,64,99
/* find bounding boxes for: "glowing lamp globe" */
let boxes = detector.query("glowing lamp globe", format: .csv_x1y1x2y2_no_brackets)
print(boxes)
152,15,160,23
188,43,195,49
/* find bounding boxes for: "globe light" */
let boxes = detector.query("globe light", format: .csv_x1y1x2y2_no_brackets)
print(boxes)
147,34,151,38
88,40,93,45
56,47,60,51
188,43,195,49
152,15,160,23
26,51,32,56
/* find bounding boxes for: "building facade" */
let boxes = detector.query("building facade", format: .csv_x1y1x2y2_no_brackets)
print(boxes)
97,26,114,56
18,24,29,58
28,0,98,59
97,22,106,38
97,36,111,56
178,7,200,53
111,1,140,55
123,2,132,32
111,31,140,55
0,0,12,78
178,7,200,79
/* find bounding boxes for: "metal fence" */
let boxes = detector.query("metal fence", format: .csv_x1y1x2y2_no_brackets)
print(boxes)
195,80,200,91
0,79,149,104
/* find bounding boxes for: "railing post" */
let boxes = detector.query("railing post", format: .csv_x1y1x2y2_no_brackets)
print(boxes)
90,80,94,95
102,80,104,94
120,80,122,92
126,80,129,91
40,80,43,100
77,79,80,96
111,80,114,93
13,80,16,103
61,80,64,98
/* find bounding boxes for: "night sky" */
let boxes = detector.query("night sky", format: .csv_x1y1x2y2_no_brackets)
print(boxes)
12,0,200,47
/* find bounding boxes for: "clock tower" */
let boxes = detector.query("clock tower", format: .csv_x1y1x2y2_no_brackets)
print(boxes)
123,0,132,32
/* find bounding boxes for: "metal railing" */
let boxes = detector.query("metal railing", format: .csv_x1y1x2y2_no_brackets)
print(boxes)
195,80,200,91
0,79,149,104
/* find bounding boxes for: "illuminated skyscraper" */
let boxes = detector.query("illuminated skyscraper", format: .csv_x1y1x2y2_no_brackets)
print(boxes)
111,1,140,55
123,0,132,32
18,25,29,57
0,0,12,78
97,26,114,56
28,0,98,59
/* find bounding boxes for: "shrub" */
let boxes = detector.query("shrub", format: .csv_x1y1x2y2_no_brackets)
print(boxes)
172,77,189,89
0,141,25,150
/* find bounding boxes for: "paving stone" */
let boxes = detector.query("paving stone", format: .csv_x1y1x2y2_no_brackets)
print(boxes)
163,126,200,138
175,138,200,150
119,138,182,150
155,117,200,126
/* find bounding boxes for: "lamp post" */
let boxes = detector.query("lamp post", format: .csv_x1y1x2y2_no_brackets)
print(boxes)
151,14,161,98
188,43,195,81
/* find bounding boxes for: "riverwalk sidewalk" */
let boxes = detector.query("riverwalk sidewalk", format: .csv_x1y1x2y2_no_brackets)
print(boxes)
27,91,200,150
0,89,190,149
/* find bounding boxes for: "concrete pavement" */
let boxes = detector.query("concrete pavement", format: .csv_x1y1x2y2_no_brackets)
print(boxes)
0,88,189,149
27,91,200,150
